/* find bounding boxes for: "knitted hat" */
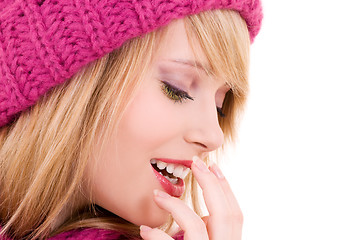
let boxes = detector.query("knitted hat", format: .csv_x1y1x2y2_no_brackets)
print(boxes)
0,0,263,128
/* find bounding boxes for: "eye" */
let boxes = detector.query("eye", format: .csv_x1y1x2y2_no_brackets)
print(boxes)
160,81,194,103
217,107,226,118
216,88,231,118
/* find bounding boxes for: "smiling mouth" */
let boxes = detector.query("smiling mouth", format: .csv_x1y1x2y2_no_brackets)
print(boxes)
150,158,191,197
150,159,190,185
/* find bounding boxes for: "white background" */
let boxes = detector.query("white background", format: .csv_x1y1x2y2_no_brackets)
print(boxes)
221,0,360,239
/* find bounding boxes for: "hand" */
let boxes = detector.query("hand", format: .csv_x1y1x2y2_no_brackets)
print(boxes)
140,156,243,240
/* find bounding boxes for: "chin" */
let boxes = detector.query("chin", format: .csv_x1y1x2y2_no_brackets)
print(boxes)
129,206,170,228
148,209,171,228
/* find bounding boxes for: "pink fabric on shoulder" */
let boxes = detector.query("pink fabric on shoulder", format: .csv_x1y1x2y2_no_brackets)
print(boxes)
172,230,184,240
49,228,184,240
48,228,124,239
0,227,124,239
1,226,184,239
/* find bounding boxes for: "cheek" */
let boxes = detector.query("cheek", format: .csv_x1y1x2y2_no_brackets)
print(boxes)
86,84,184,226
122,87,181,148
87,119,171,226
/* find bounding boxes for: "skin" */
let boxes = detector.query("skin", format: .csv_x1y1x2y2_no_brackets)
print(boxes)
140,156,243,239
87,18,243,238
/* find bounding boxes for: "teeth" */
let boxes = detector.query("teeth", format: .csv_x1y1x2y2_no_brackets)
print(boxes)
164,175,178,184
172,165,184,178
157,161,167,170
151,159,190,180
166,164,175,173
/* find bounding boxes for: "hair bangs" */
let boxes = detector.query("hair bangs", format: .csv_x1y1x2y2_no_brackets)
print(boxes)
184,9,250,145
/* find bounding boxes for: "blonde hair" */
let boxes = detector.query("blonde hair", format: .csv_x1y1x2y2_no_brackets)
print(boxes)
0,9,250,239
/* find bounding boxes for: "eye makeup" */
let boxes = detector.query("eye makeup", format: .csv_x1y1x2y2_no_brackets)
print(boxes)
160,80,226,118
158,63,227,118
160,80,194,103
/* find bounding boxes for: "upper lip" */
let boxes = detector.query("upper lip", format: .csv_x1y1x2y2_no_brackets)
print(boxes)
152,158,193,169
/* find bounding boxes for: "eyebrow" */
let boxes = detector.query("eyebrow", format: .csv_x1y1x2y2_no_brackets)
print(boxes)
168,58,212,75
165,58,231,89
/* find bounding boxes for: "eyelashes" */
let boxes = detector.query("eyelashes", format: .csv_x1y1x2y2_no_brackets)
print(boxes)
160,80,226,118
160,81,194,103
217,107,226,118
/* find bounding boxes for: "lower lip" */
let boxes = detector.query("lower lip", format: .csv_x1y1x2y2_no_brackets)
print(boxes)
152,168,184,197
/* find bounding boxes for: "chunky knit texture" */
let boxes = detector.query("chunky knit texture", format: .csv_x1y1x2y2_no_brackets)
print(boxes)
0,0,262,127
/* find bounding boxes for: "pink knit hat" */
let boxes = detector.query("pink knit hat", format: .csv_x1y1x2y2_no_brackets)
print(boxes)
0,0,262,128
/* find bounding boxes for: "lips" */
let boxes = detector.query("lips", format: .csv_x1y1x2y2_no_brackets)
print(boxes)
151,158,192,197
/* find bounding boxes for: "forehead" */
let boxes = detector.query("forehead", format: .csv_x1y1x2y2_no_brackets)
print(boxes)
155,19,209,70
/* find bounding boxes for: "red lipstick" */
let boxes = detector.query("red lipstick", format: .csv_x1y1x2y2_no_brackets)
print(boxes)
152,168,184,197
151,158,192,197
154,158,193,168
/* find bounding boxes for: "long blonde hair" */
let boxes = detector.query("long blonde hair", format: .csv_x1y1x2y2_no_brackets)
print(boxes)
0,9,250,239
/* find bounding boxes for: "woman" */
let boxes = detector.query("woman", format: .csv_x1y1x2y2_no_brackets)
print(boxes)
0,0,262,239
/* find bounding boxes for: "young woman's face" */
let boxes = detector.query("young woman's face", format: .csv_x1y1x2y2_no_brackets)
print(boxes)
87,19,230,227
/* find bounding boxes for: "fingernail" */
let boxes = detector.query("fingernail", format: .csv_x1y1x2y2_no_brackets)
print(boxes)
154,189,170,198
192,156,210,172
140,225,152,232
210,164,225,179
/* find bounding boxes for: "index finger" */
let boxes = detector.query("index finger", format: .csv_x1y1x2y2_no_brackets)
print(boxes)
209,163,242,217
191,156,230,218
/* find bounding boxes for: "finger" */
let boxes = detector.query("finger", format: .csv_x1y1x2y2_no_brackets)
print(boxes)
201,215,209,226
192,156,237,239
140,225,173,240
153,189,209,240
209,163,243,217
191,156,230,217
209,163,243,238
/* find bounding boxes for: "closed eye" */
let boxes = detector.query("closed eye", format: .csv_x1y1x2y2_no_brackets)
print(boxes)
217,107,226,118
160,81,194,103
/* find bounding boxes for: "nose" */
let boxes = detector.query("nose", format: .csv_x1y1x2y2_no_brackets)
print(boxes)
183,104,225,153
